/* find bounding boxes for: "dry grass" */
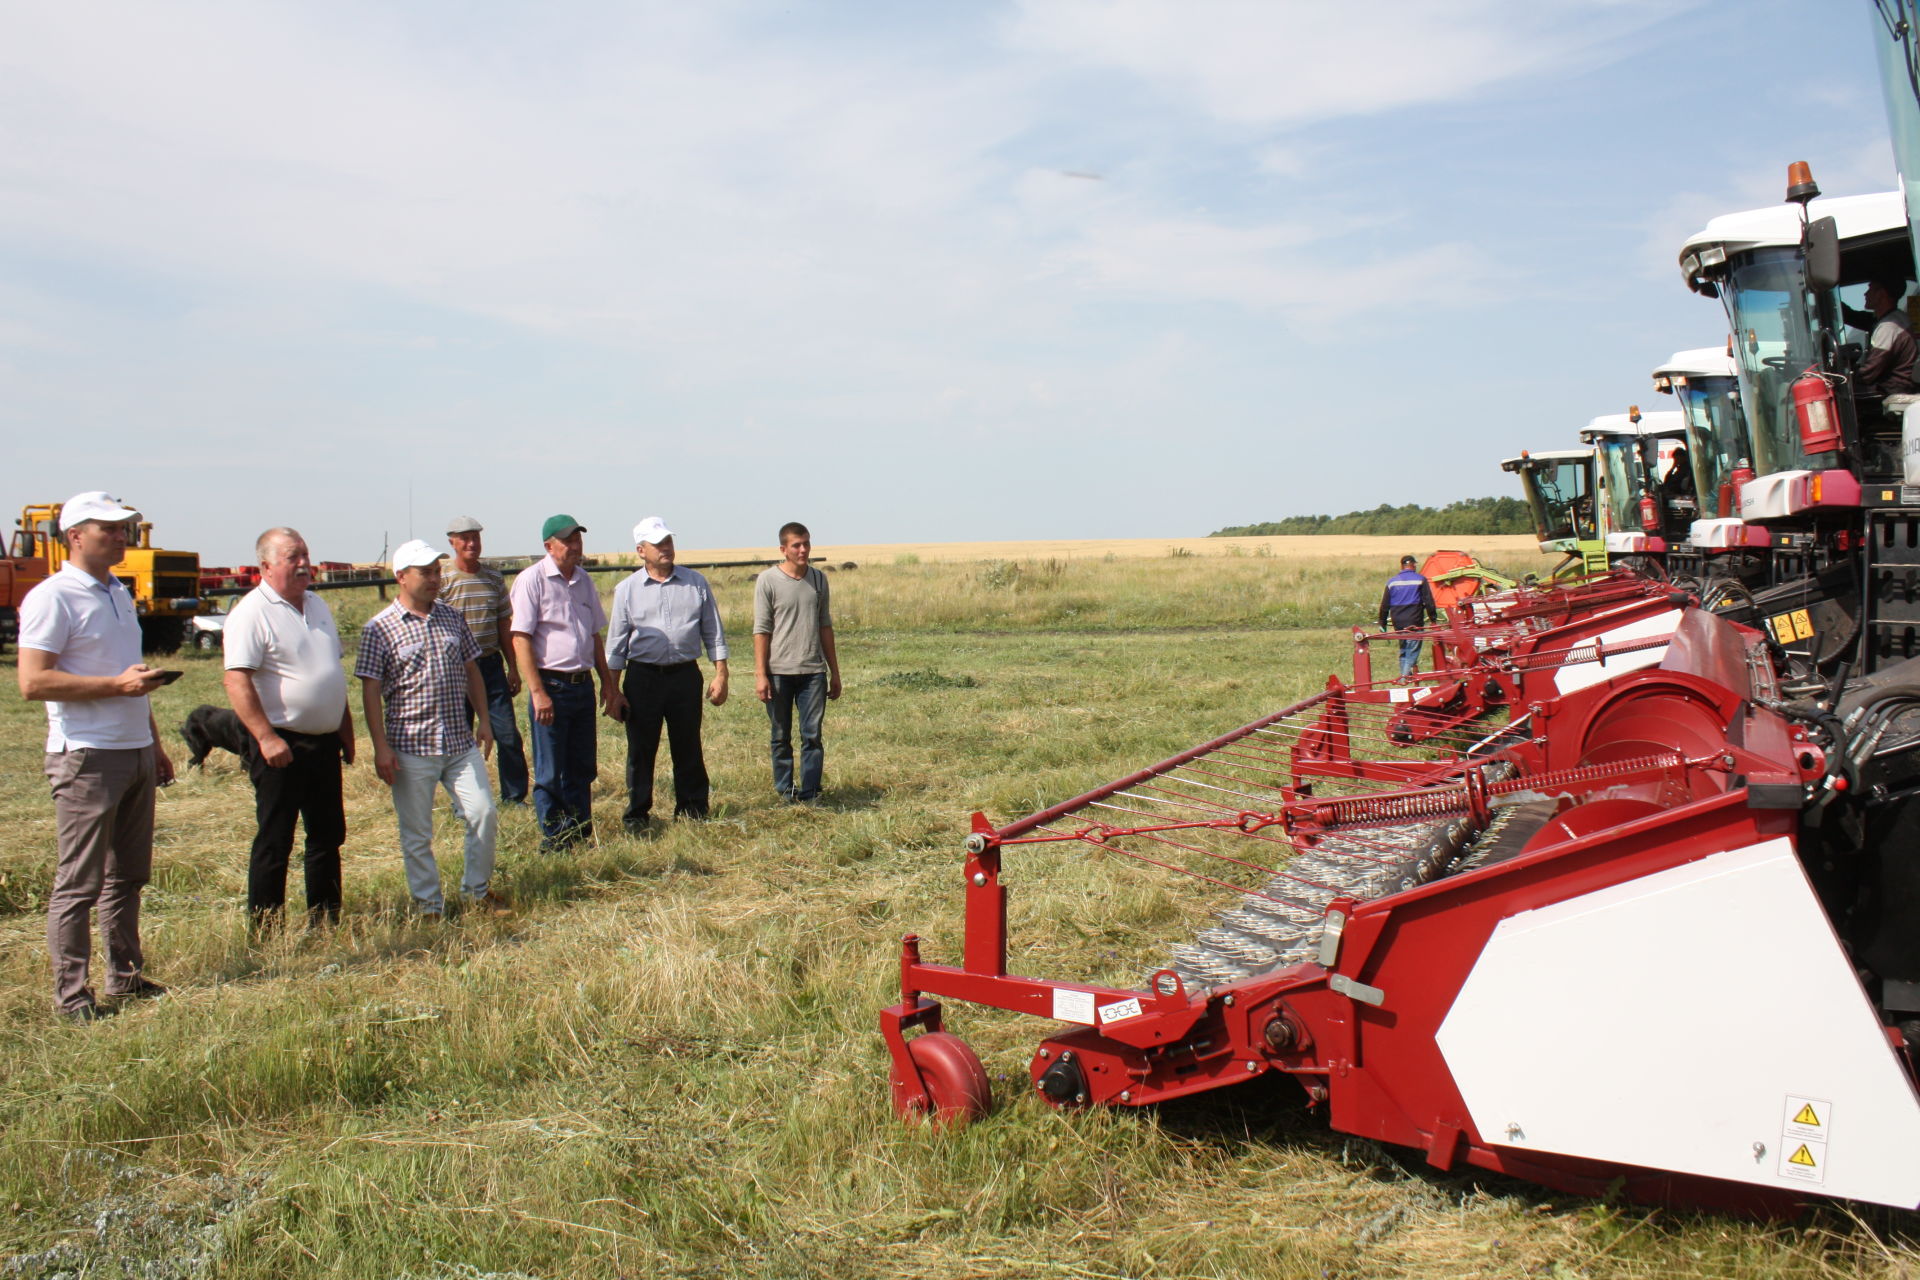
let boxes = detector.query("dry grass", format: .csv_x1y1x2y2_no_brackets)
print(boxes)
1,555,1916,1278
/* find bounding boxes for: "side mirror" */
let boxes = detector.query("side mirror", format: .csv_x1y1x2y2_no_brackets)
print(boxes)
1805,216,1840,292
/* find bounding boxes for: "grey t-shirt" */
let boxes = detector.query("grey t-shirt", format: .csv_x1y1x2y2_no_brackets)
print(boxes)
753,566,832,675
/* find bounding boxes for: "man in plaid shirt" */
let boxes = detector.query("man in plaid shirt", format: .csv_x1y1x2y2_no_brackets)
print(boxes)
356,540,504,916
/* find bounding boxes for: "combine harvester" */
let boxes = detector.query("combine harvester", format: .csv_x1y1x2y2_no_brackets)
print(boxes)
879,7,1920,1214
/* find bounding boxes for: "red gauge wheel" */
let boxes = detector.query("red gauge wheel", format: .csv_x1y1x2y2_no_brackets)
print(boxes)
890,1032,992,1127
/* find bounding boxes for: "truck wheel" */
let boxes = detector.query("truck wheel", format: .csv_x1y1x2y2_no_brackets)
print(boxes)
140,617,186,655
194,630,219,652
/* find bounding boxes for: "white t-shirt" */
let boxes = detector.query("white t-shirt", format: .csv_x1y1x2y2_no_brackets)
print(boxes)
222,581,349,735
18,563,154,751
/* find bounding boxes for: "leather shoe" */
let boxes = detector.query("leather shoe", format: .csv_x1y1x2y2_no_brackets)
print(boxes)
106,977,168,1002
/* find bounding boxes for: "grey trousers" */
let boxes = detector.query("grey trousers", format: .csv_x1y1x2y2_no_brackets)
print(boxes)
45,747,155,1013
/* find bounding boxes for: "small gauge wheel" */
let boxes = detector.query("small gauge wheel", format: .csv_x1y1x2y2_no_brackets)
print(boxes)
890,1031,992,1127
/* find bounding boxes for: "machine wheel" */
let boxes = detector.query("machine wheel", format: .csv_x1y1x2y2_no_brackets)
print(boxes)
193,629,219,652
139,617,186,655
891,1032,991,1127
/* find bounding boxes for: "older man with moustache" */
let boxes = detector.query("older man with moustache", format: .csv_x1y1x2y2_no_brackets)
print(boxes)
16,492,176,1021
357,540,503,917
509,514,618,850
223,527,356,927
440,516,527,806
607,517,728,833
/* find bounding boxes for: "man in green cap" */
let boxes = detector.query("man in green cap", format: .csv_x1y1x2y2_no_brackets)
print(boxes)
508,515,618,849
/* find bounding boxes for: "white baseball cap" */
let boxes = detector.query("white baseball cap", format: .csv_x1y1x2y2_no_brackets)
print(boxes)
60,491,139,529
392,539,447,574
632,516,674,546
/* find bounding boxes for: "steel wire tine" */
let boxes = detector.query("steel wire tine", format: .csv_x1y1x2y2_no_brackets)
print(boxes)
1113,827,1292,882
1158,772,1289,806
1095,842,1306,906
1106,791,1239,819
1173,763,1293,797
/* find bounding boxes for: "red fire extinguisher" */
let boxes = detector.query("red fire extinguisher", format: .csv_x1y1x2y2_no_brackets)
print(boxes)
1792,369,1841,453
1638,492,1660,532
1729,457,1755,516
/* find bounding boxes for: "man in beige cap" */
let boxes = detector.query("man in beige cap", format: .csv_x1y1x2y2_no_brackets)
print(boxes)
16,491,176,1021
440,515,527,805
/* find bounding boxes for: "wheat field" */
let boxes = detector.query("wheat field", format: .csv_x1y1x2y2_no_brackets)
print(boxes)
0,553,1913,1279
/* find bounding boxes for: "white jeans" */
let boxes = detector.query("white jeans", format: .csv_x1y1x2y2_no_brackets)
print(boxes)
391,747,497,911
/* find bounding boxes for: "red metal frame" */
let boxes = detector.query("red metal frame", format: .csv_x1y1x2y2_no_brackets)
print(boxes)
882,610,1843,1210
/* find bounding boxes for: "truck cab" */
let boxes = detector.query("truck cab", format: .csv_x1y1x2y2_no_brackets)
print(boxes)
11,501,204,654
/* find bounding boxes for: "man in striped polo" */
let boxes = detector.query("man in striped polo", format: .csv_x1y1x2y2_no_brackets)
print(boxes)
356,540,503,916
440,516,527,806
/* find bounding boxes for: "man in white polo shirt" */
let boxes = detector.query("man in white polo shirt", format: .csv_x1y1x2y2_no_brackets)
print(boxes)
222,527,356,928
15,491,176,1022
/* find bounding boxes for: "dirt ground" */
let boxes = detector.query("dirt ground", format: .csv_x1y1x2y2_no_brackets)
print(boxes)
662,533,1553,567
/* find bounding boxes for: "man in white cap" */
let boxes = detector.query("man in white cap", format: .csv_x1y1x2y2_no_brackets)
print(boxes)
16,492,176,1021
223,527,355,928
356,540,503,916
440,516,528,807
607,517,728,832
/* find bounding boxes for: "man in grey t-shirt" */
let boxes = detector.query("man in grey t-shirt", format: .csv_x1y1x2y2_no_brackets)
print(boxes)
752,521,841,802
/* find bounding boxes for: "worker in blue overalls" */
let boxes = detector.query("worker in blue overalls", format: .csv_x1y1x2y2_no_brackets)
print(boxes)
1376,554,1439,678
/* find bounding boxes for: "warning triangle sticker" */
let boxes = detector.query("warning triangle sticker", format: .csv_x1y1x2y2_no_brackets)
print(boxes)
1792,1103,1822,1127
1788,1144,1818,1168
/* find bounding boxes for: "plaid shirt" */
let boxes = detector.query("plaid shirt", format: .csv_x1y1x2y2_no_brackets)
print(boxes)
354,599,482,756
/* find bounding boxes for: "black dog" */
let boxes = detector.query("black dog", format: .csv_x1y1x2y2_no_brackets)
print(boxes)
179,704,250,770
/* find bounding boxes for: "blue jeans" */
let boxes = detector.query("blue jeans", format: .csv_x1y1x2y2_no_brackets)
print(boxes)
475,652,528,804
1398,632,1423,677
528,676,597,845
765,672,827,801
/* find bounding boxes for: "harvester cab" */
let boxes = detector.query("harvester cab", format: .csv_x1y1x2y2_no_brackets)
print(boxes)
1577,407,1689,576
1680,179,1918,674
1652,345,1772,586
1499,447,1606,577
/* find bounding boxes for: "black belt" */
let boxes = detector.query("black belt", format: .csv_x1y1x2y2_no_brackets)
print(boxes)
538,668,595,685
626,660,696,673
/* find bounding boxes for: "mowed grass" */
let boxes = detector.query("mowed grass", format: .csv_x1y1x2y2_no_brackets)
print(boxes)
0,554,1912,1279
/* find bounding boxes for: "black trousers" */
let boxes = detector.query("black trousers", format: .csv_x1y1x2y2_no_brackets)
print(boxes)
245,730,346,924
621,662,709,826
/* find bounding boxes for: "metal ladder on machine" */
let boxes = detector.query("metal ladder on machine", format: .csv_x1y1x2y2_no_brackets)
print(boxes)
1865,508,1920,672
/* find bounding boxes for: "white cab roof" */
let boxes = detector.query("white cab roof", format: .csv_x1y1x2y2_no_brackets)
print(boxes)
1580,410,1686,440
1679,191,1906,274
1501,449,1593,469
1652,347,1737,380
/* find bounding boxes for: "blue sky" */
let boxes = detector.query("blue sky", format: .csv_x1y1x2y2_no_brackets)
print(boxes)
0,0,1900,562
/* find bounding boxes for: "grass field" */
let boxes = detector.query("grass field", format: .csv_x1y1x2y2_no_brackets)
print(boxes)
1,553,1915,1279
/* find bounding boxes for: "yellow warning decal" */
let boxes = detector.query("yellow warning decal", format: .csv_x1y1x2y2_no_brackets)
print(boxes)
1792,1103,1822,1128
1769,614,1795,645
1790,609,1814,641
1788,1144,1818,1168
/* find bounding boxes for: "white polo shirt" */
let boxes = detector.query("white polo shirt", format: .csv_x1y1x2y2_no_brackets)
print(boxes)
19,563,154,751
223,581,349,735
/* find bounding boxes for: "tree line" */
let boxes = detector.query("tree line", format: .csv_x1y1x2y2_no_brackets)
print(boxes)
1210,496,1532,538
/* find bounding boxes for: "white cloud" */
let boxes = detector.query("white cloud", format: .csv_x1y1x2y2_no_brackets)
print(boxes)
1002,0,1685,127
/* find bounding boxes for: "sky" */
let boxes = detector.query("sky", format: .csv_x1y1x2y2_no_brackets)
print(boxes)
0,0,1905,563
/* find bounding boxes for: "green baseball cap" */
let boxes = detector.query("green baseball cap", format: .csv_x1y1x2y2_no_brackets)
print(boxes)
541,513,585,542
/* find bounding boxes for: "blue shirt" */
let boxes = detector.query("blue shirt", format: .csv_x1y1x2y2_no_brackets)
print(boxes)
607,566,728,669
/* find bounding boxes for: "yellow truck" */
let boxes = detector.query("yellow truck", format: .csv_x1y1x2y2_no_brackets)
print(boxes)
9,501,205,653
